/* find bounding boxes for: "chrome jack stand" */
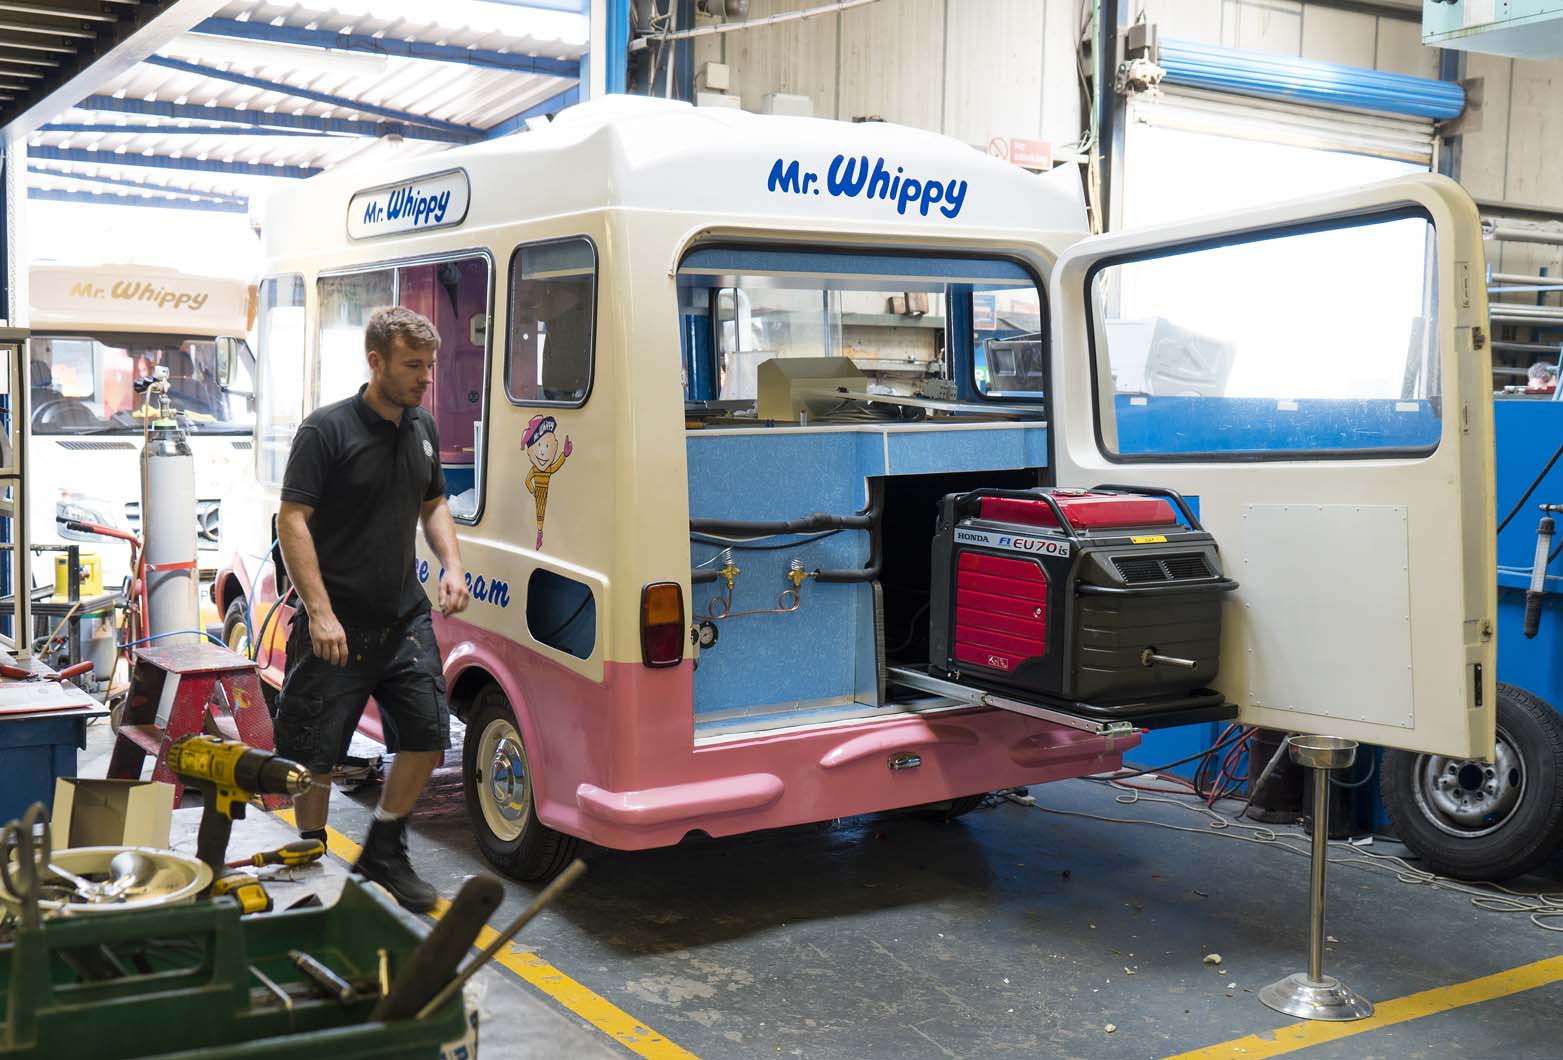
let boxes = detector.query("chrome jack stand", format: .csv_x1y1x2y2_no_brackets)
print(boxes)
1259,735,1375,1022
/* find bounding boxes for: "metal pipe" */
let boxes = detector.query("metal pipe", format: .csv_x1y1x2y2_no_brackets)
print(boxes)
1493,272,1555,285
1308,767,1329,983
1484,223,1563,247
628,0,879,50
1492,340,1562,355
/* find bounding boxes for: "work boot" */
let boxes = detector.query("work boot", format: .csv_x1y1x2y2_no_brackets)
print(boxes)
353,817,438,913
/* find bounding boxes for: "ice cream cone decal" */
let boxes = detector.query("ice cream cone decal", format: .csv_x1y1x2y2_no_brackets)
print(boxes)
524,415,571,549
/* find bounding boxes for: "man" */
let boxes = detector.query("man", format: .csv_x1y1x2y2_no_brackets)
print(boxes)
273,306,470,912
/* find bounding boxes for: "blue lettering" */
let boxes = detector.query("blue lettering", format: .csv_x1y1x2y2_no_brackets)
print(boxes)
473,575,488,602
363,200,380,225
488,579,510,609
941,180,968,219
867,157,892,200
432,189,450,224
416,559,429,584
919,180,944,216
826,154,868,197
767,158,803,194
895,177,922,216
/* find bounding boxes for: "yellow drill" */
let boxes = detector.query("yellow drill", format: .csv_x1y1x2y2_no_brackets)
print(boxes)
165,735,312,911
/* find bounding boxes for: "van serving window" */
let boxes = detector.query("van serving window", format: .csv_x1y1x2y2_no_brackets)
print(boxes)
675,247,1045,413
506,237,597,408
256,274,306,486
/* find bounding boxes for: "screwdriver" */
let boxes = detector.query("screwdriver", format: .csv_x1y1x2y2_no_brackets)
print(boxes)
225,839,326,869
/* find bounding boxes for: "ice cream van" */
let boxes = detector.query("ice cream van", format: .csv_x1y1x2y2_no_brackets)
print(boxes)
28,263,257,591
218,97,1495,880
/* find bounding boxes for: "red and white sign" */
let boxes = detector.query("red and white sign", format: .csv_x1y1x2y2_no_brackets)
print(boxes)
987,136,1052,172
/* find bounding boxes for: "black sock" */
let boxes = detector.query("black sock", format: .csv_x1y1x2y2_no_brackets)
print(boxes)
300,827,327,843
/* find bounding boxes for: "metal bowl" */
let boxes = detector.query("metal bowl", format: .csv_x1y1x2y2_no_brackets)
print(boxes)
1287,734,1360,771
0,846,211,919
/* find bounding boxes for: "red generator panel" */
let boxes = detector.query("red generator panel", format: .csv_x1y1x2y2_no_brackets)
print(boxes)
927,487,1237,710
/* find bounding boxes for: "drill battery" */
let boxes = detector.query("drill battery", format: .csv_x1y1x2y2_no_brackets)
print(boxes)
928,486,1238,708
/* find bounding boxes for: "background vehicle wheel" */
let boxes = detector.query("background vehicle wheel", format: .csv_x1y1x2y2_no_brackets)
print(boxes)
222,596,249,655
1381,683,1563,881
462,684,579,881
222,596,278,714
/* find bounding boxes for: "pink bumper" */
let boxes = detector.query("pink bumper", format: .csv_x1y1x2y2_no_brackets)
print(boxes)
438,615,1139,852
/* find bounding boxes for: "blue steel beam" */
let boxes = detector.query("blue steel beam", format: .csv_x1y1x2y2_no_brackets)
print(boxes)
192,17,580,80
28,164,247,205
483,85,580,139
42,121,349,138
30,145,319,179
76,94,473,143
142,55,483,139
29,188,250,214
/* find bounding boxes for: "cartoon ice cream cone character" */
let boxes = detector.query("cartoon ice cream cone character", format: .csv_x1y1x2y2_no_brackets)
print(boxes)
523,415,572,549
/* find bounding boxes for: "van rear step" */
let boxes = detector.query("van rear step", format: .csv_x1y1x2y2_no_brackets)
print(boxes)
886,665,1236,735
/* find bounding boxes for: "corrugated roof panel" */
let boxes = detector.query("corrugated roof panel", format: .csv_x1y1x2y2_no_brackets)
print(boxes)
26,0,584,212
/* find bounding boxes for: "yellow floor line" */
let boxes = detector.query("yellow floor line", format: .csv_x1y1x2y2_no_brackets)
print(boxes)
272,810,700,1060
1160,955,1563,1060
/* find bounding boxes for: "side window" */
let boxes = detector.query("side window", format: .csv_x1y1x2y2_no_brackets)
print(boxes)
316,269,393,405
506,238,596,406
256,275,306,485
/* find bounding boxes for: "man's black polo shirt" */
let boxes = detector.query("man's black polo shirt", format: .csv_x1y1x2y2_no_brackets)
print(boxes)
280,385,445,627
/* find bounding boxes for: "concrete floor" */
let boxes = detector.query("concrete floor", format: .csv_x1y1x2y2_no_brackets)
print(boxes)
78,717,1563,1059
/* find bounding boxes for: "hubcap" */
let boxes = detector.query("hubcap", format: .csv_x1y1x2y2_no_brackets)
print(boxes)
1413,726,1525,838
226,622,248,657
476,715,530,843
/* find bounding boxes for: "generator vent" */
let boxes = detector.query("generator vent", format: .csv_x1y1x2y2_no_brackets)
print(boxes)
1114,553,1212,584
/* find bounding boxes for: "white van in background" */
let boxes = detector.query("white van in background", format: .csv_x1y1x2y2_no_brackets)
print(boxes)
27,264,258,593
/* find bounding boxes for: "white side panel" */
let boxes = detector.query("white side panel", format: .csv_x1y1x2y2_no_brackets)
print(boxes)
720,0,840,119
1300,6,1376,68
1140,0,1223,43
942,0,1044,148
1222,0,1303,54
1375,16,1441,78
1240,504,1413,729
838,0,946,128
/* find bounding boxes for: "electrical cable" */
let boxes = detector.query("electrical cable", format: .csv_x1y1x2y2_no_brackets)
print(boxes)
252,588,295,669
1328,752,1378,790
119,630,224,650
1006,783,1563,933
887,601,932,656
1497,440,1563,534
690,529,846,550
537,593,593,644
241,540,279,651
1095,729,1250,780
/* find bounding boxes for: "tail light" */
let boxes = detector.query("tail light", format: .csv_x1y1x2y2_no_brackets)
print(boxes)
640,582,685,668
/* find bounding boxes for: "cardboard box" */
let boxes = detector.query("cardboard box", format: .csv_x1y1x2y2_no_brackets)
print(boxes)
52,778,174,848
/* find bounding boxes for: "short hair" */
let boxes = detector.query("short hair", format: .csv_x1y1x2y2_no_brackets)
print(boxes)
365,306,440,357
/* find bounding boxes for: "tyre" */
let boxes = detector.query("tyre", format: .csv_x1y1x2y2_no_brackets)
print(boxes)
222,596,250,655
462,684,580,881
222,596,279,714
913,793,989,822
1381,683,1563,881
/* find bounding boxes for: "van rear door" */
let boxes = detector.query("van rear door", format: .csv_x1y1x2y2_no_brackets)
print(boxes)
1048,174,1495,758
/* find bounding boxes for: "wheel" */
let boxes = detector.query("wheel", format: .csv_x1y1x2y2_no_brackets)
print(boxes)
1381,683,1563,881
913,793,989,822
223,596,280,714
222,596,249,655
462,684,580,881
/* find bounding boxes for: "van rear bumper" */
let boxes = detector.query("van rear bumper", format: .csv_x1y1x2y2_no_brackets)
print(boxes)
560,709,1138,850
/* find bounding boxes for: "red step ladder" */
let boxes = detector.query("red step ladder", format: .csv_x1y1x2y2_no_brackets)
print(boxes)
107,641,289,808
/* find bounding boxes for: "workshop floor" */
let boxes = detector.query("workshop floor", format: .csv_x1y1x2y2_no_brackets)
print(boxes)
80,719,1563,1060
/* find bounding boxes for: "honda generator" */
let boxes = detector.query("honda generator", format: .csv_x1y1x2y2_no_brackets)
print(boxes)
928,486,1238,710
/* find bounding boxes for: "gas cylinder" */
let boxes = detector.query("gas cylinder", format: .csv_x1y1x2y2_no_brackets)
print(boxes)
140,370,199,644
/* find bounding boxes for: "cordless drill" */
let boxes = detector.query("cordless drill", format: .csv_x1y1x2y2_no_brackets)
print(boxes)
166,735,312,912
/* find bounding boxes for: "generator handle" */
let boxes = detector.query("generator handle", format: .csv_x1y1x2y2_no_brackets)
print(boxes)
1091,484,1204,531
1077,578,1240,597
953,488,1080,536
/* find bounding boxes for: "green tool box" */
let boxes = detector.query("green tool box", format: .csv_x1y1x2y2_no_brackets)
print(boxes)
0,880,477,1059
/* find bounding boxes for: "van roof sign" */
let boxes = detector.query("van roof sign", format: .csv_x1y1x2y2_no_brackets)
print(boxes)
348,168,470,240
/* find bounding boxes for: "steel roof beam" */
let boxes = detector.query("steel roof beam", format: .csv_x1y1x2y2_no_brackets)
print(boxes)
191,17,580,80
30,144,319,178
143,54,483,139
0,19,95,40
483,85,579,139
76,94,474,143
29,187,249,213
29,164,246,204
42,120,353,139
0,2,119,22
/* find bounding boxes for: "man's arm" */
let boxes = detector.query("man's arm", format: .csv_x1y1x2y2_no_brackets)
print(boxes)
421,495,470,615
277,500,349,666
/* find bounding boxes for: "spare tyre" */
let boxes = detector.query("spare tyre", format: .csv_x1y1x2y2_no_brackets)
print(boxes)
1380,683,1563,881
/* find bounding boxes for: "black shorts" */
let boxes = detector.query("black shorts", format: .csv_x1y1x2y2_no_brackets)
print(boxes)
273,608,451,773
